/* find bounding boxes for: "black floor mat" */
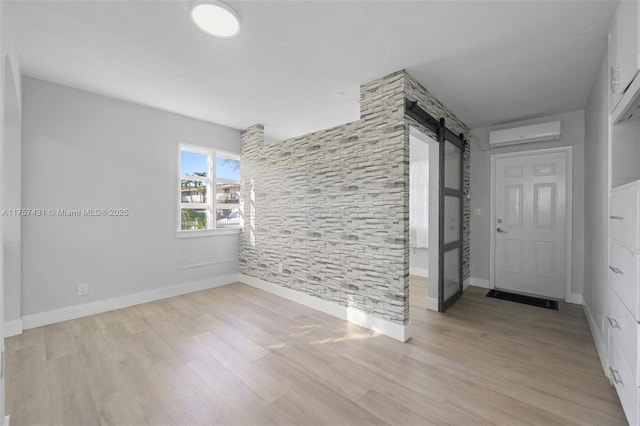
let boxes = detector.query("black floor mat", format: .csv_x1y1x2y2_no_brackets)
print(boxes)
486,289,558,310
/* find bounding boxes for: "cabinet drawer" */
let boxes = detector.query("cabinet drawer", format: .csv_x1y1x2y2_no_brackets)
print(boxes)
608,287,639,385
610,188,639,249
609,240,640,319
609,336,638,426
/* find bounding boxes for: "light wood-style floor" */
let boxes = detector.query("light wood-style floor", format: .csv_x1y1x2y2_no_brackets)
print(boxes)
6,277,626,425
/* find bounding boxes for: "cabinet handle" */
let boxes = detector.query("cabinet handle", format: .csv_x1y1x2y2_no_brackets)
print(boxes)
606,316,621,329
609,215,624,220
609,367,624,385
609,266,623,275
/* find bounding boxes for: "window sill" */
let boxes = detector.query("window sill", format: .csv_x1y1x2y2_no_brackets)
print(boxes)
176,228,241,239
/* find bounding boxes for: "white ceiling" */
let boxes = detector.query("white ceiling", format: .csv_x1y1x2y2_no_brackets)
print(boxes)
10,0,616,140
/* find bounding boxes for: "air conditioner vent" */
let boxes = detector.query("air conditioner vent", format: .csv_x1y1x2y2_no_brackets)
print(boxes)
489,121,561,148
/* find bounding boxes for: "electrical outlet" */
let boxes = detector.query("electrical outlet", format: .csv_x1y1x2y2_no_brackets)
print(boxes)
77,282,89,296
278,263,283,273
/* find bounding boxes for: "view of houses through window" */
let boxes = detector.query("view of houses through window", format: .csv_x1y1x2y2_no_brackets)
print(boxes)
179,144,241,231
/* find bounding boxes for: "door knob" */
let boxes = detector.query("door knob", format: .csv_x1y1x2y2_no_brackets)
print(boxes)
497,228,507,233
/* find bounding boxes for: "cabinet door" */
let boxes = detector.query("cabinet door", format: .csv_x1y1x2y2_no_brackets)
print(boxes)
611,0,640,112
608,287,638,384
610,187,640,250
609,240,640,319
609,335,638,426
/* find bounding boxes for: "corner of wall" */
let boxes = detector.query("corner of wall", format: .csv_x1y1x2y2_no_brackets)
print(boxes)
239,71,409,329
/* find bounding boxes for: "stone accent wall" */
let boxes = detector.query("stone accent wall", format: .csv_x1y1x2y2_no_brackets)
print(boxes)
240,70,470,326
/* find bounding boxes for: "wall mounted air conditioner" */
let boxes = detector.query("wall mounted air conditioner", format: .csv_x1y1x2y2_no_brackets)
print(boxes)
488,120,561,148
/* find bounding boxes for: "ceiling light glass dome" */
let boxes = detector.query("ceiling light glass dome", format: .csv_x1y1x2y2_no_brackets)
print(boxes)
191,1,241,38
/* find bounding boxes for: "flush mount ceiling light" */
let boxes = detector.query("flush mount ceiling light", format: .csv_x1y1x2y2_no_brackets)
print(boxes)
190,0,241,38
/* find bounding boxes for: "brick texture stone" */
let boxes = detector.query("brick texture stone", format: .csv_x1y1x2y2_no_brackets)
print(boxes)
240,70,469,326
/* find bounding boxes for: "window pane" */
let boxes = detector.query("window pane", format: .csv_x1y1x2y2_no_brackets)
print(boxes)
216,182,240,204
216,208,242,229
216,156,240,180
444,140,461,190
181,180,208,204
181,208,207,230
444,195,460,244
444,248,460,302
181,151,208,177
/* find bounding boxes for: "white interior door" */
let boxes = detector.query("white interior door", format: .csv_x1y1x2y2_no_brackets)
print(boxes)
494,150,568,299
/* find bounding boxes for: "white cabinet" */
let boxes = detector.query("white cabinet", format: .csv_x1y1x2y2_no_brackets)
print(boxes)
610,0,640,113
607,4,640,423
608,182,640,425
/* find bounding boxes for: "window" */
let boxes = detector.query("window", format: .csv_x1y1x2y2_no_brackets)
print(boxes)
179,144,241,232
214,154,241,229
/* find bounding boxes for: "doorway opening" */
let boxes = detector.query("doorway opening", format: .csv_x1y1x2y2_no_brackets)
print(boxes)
406,101,467,317
409,127,439,313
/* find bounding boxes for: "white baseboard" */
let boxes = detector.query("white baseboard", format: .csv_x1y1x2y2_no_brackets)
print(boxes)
565,293,583,305
583,300,608,374
409,267,428,278
4,415,9,426
238,274,411,342
426,297,438,311
4,319,22,338
21,274,238,331
463,277,471,290
469,277,490,288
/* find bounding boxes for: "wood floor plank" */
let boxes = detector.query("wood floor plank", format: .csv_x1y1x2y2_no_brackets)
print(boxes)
143,313,210,363
47,353,101,426
94,387,147,426
357,389,436,426
193,331,287,404
187,354,282,426
44,321,77,360
5,338,52,426
192,312,271,361
5,279,627,425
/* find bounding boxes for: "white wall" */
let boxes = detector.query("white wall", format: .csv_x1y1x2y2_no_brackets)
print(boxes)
21,77,241,317
470,110,586,295
583,45,609,362
1,0,23,418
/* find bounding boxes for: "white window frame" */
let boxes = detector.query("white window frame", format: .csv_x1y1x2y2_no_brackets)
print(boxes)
177,143,241,237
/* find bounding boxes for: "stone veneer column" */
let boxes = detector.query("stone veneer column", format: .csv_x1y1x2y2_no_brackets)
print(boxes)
239,70,470,333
